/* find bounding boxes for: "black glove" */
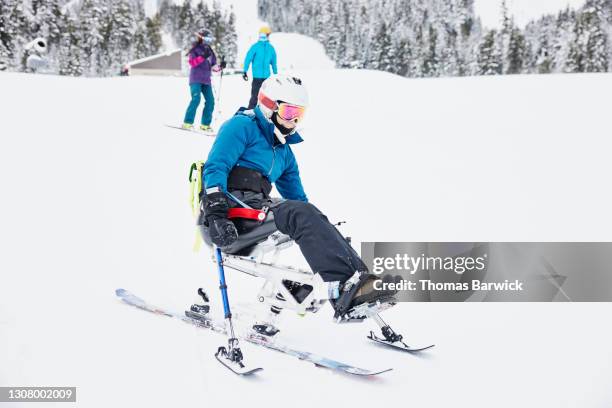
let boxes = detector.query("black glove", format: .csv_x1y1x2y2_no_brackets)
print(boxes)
204,191,238,247
242,72,248,81
209,218,238,247
220,56,227,70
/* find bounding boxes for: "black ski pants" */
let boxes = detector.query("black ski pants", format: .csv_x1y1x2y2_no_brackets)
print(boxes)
247,78,266,109
271,200,367,283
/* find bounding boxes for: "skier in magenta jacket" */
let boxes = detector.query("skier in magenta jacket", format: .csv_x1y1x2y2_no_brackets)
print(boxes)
182,29,224,132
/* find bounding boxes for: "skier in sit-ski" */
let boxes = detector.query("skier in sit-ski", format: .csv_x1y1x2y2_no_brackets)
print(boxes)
198,75,396,333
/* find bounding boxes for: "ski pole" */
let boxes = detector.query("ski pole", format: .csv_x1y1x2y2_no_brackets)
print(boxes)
214,246,245,366
212,56,225,126
215,246,235,335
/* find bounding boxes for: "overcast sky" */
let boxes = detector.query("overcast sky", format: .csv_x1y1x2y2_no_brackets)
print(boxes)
475,0,587,28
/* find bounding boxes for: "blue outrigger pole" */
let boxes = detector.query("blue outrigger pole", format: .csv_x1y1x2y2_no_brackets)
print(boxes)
213,246,262,375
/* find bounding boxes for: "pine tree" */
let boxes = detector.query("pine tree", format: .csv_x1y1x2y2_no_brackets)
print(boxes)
146,15,163,56
79,0,107,76
423,25,439,76
566,18,586,72
506,27,526,74
394,38,412,76
0,0,29,69
0,1,13,67
211,1,228,59
535,28,553,73
477,29,502,75
133,27,147,60
583,0,609,72
106,0,137,74
178,0,196,48
410,25,425,77
222,10,238,66
372,21,393,71
58,14,83,76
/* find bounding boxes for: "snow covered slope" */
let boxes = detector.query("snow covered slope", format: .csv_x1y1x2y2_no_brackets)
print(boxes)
1,31,612,408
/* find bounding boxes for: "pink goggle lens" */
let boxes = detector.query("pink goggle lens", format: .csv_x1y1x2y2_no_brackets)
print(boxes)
277,103,306,122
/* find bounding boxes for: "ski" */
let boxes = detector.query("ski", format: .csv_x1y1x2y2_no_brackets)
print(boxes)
164,124,216,137
251,336,392,376
116,289,392,376
215,345,264,376
367,331,435,353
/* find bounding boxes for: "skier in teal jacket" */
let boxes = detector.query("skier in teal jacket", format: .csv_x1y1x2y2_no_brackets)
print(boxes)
200,75,396,321
242,26,278,109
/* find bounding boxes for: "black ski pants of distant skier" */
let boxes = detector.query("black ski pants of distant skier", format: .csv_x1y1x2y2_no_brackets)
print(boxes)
247,78,266,109
270,200,367,283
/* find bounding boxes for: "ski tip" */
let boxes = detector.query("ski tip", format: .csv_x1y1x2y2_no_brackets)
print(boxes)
350,367,393,376
368,332,435,353
242,367,264,376
410,344,435,352
115,288,127,297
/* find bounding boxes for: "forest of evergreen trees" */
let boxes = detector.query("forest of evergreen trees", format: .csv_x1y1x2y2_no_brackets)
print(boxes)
259,0,612,77
0,0,237,76
2,0,609,77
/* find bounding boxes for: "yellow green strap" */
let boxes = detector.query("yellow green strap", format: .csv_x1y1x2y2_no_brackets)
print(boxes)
189,161,205,251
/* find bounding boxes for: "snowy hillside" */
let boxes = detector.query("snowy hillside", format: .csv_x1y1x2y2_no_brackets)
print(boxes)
2,17,612,406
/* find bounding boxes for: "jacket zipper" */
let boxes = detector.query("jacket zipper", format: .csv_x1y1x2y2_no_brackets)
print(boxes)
268,146,276,176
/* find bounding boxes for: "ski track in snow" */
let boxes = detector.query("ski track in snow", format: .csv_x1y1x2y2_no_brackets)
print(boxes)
1,3,612,407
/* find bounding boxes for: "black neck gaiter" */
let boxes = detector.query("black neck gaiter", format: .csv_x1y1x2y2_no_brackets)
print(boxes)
271,113,294,135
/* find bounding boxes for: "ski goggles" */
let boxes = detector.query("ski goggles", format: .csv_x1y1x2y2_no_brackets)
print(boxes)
195,32,214,44
259,93,306,123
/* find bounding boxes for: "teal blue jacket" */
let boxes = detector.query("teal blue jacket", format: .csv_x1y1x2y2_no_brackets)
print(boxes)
243,39,278,79
204,107,307,202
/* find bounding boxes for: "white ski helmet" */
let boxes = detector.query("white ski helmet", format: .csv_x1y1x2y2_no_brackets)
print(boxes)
257,75,309,120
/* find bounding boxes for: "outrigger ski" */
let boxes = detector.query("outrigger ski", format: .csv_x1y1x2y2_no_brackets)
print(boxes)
367,315,435,352
368,331,435,352
164,124,216,137
115,288,392,376
215,354,263,376
215,340,263,376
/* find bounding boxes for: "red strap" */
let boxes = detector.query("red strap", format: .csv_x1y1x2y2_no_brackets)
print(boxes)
228,207,266,221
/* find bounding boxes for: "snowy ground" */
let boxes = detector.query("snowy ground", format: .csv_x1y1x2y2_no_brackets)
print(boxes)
2,26,612,408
